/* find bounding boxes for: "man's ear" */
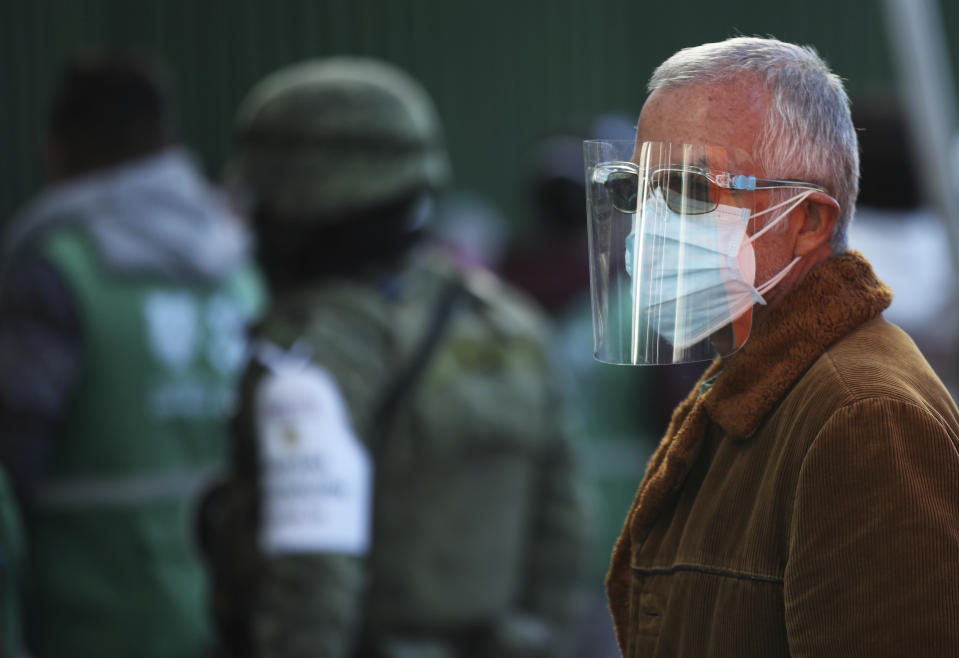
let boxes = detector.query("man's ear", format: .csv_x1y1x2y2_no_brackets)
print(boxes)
794,191,840,256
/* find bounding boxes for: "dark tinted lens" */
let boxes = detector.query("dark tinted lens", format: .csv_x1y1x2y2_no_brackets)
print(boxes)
604,171,639,213
655,170,716,214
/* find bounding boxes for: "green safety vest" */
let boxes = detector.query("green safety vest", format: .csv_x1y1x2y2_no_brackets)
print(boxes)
22,226,264,658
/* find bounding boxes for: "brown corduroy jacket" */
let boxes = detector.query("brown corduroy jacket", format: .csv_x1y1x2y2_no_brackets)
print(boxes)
606,251,959,657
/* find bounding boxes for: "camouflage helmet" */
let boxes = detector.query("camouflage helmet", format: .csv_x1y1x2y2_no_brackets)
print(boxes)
226,56,451,222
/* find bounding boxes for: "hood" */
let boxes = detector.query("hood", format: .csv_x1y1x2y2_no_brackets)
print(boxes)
4,148,251,281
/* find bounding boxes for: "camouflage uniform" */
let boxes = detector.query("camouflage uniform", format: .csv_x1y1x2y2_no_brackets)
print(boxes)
204,58,588,658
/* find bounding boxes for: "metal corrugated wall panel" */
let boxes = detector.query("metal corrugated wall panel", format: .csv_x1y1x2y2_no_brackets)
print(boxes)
0,0,951,226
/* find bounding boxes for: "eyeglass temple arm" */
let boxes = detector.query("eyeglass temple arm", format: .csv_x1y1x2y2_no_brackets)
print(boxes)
712,172,826,193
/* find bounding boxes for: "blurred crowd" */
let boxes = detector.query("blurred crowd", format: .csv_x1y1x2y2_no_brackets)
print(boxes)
0,45,953,658
0,50,668,658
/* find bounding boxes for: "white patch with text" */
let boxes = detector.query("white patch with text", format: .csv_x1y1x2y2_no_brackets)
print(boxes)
255,360,372,556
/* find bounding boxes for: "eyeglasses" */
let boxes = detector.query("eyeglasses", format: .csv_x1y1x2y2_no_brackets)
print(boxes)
592,160,830,215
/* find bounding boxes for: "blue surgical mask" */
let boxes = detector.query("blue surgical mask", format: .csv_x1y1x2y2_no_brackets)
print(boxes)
625,191,809,349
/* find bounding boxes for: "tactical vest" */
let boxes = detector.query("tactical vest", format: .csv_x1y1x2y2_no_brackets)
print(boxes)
257,257,560,628
23,226,263,658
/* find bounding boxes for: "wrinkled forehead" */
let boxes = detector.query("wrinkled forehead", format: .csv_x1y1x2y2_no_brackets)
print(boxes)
630,141,758,177
635,79,769,174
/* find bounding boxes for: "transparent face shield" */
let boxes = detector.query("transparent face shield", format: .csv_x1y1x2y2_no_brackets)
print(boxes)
585,140,826,365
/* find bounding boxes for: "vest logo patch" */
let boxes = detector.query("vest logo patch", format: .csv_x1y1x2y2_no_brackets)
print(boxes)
205,293,247,375
144,291,199,370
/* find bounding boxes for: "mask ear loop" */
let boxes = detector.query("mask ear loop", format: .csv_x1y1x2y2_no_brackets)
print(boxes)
746,190,815,299
755,257,798,298
747,189,815,243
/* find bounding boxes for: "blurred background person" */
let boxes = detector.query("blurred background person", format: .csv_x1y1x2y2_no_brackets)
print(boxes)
430,190,510,273
201,56,588,658
0,51,264,658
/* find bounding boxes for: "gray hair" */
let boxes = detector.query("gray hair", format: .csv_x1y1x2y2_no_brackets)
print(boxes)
648,37,859,251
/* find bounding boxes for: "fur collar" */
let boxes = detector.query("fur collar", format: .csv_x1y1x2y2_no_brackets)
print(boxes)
606,251,892,645
705,250,893,439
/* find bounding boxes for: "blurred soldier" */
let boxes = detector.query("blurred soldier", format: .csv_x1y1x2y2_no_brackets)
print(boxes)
0,52,264,657
204,57,587,658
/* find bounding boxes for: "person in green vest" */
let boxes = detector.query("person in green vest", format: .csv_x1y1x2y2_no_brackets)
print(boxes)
0,51,264,658
201,56,589,658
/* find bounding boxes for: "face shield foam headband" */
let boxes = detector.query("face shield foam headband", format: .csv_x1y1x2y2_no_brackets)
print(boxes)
585,139,833,365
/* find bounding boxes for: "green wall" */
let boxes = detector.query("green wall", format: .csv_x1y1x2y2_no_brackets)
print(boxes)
0,0,955,228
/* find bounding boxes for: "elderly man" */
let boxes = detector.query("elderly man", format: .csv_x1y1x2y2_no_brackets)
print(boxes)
585,37,959,657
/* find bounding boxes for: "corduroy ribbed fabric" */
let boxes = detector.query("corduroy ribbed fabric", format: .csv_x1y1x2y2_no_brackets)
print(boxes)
606,251,959,657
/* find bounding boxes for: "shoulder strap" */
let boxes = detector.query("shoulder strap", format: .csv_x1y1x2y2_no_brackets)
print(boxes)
366,277,467,455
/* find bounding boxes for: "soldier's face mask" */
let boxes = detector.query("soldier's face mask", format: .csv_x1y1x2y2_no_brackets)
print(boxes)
584,140,832,365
